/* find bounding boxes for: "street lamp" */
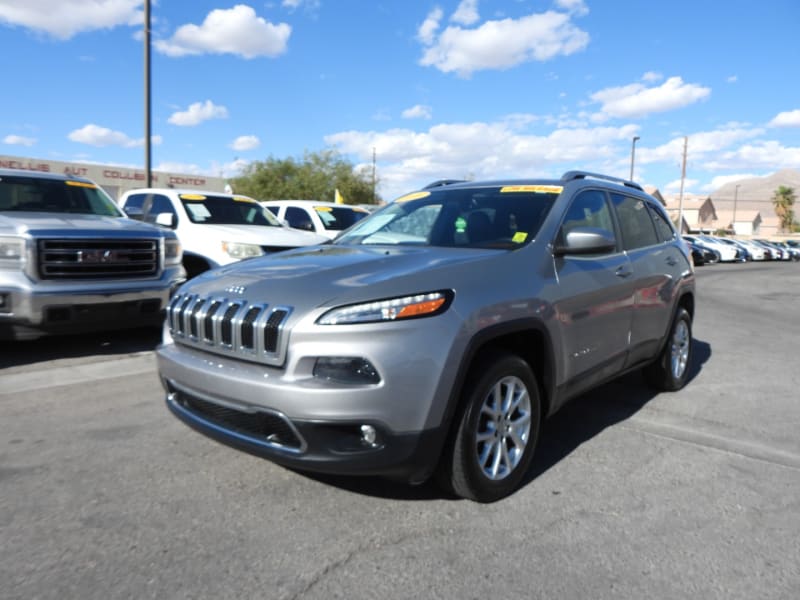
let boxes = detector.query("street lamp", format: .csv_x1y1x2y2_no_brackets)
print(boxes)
144,0,152,186
629,136,640,181
732,184,740,234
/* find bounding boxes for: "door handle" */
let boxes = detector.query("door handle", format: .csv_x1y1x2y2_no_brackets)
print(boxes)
615,266,632,278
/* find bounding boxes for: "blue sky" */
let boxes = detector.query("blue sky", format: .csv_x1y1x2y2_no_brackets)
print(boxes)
1,0,799,201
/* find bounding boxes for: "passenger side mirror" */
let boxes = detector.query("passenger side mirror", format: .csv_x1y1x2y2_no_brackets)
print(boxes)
155,212,176,228
553,227,616,256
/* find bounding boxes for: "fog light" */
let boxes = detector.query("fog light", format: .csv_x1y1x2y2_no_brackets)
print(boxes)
360,425,378,446
313,357,381,384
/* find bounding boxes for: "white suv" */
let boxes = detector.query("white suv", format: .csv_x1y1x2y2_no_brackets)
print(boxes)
119,189,326,278
262,200,370,240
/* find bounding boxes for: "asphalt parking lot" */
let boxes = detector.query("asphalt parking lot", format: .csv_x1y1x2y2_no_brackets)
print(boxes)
2,262,799,599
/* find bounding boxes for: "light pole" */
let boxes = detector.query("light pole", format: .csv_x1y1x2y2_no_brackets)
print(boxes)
732,184,740,234
144,0,152,186
629,136,640,181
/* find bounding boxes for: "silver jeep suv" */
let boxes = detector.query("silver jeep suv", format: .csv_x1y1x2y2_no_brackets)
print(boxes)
158,171,695,502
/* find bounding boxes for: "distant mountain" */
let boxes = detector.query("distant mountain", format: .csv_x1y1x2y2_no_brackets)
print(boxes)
710,169,800,226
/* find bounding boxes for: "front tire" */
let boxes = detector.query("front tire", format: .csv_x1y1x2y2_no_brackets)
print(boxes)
439,352,541,502
644,307,692,391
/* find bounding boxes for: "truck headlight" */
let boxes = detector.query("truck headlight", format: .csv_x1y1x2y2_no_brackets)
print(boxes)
317,291,452,325
165,238,183,266
0,236,25,268
221,241,264,259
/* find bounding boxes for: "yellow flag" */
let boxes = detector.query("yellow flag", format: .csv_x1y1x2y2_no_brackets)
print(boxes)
334,188,345,204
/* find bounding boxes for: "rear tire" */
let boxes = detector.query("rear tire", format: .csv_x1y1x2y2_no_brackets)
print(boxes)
438,351,541,502
644,307,692,391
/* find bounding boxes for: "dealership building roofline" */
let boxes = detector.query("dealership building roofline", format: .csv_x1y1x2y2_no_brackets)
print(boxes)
0,154,227,200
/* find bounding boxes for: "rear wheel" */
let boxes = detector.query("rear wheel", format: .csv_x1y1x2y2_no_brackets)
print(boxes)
644,307,692,391
438,352,541,502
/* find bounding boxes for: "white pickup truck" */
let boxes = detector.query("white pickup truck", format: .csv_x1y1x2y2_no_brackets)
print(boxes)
118,188,326,278
0,169,184,340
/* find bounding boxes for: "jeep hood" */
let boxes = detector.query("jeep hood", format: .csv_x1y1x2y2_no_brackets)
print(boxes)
184,244,505,312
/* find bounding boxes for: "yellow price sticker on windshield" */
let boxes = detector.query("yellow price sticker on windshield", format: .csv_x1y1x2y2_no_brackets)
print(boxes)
501,185,563,194
65,181,97,189
180,194,207,201
315,206,333,212
395,191,430,203
512,231,529,243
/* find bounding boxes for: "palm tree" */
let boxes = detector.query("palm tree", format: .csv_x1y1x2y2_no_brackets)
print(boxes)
772,186,796,232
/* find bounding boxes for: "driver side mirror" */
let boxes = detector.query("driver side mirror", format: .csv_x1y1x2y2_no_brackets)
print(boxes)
155,212,176,228
553,227,616,256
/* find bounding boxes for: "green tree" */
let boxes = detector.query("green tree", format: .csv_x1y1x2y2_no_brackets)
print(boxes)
230,149,380,205
772,185,796,232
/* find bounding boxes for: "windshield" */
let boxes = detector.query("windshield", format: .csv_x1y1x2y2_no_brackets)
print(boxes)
315,205,369,231
0,175,123,216
334,185,559,248
180,194,283,226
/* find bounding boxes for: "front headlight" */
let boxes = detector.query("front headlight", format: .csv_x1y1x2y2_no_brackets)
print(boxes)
0,236,25,269
221,241,264,259
317,291,452,325
165,238,182,266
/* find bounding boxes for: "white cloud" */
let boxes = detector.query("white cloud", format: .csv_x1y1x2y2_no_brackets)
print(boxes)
401,105,433,120
768,109,800,128
168,101,229,127
636,124,764,165
663,178,698,191
417,8,443,45
451,0,479,26
701,173,759,192
67,124,161,148
554,0,589,16
590,76,711,119
727,75,738,83
0,0,140,40
325,118,638,199
418,9,589,77
642,71,662,83
229,135,261,151
3,134,37,146
701,141,800,171
154,5,291,59
282,0,302,8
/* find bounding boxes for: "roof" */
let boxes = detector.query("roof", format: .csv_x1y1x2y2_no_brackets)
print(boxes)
0,167,92,184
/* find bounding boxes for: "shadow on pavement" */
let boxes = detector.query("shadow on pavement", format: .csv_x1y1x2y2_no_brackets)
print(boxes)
300,338,712,502
0,327,162,370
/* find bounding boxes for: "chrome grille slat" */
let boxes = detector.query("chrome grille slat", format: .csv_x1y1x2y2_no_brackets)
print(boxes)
167,292,291,366
38,238,160,279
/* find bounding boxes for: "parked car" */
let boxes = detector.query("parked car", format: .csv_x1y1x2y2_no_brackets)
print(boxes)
119,189,327,278
714,237,753,261
732,239,766,261
770,241,800,261
262,200,370,240
687,234,744,262
754,239,790,261
158,170,696,502
682,236,721,263
0,168,184,340
688,241,718,266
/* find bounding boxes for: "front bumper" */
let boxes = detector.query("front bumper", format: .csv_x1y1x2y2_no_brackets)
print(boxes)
163,377,446,483
0,266,185,339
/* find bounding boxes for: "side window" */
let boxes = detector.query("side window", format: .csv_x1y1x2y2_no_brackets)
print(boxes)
144,194,177,225
285,206,314,231
265,206,279,216
648,203,676,242
559,190,615,245
122,193,147,219
611,193,659,250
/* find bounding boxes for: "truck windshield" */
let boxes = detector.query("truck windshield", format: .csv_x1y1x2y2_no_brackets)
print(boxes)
179,194,283,227
334,186,558,249
0,175,123,217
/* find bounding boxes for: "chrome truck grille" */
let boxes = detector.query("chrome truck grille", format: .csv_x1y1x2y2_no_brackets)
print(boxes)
38,238,159,279
166,292,291,366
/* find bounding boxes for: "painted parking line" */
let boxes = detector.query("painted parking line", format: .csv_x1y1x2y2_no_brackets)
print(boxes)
0,353,156,396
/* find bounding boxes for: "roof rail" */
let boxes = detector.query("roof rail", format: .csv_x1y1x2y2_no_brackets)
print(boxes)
561,170,644,192
423,179,467,189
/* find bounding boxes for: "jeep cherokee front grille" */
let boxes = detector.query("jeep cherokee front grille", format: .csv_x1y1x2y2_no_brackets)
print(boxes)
167,292,291,366
38,238,159,279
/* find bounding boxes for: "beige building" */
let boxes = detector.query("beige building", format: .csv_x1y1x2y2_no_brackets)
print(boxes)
714,209,762,236
0,154,226,201
663,193,718,233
